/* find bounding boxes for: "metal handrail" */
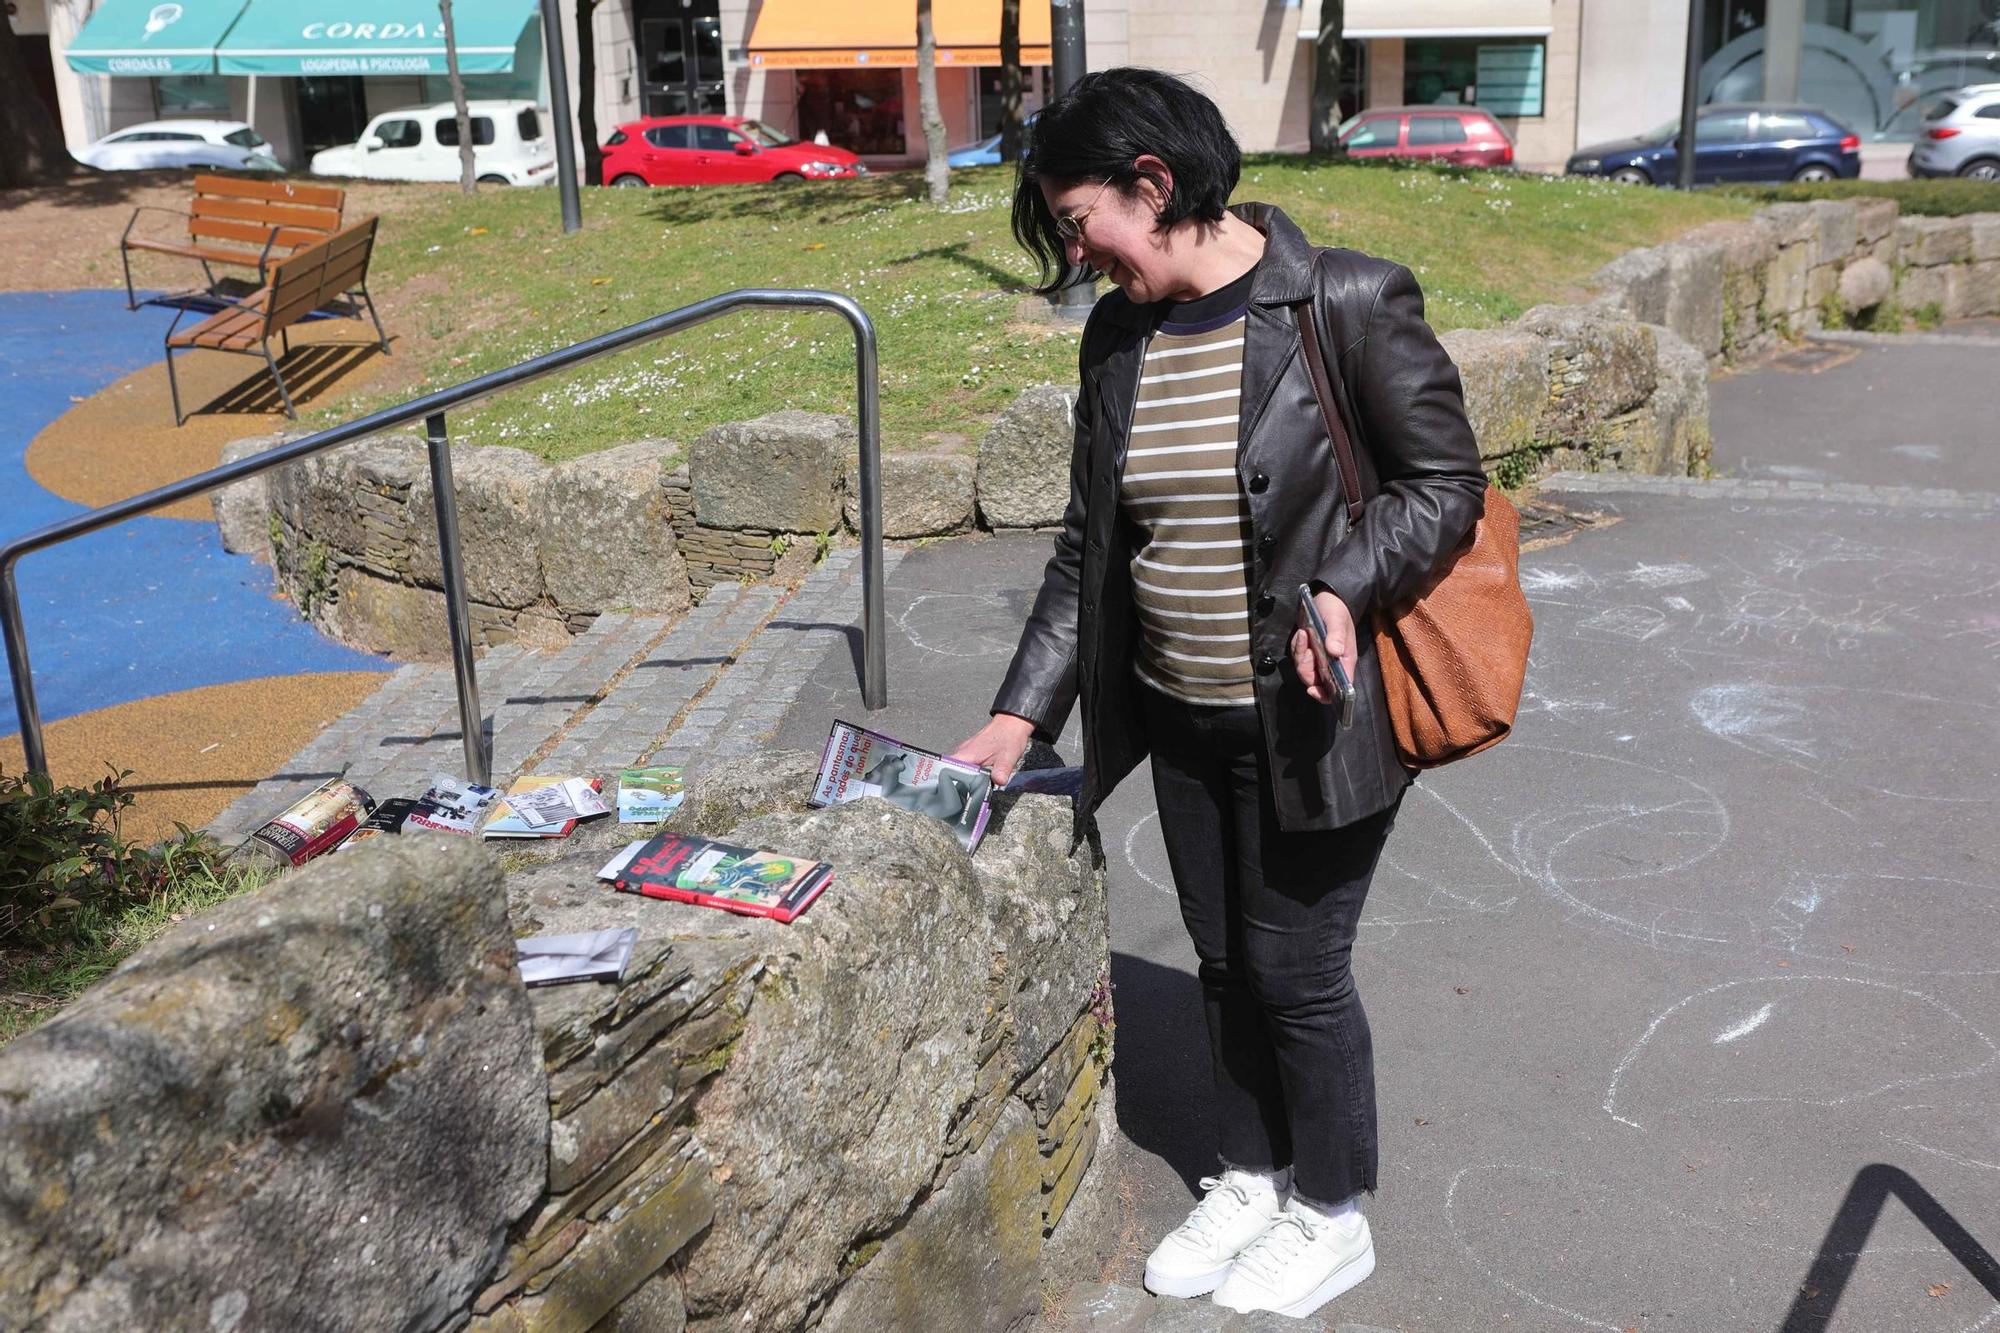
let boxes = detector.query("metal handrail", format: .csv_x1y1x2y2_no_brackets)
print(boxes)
2,288,886,781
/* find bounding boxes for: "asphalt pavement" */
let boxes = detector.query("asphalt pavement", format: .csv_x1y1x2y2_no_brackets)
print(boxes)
774,323,2000,1332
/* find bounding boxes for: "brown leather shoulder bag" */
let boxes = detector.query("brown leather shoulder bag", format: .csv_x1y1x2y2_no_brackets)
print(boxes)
1292,281,1533,768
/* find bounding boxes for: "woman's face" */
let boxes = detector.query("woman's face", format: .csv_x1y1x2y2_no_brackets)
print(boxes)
1041,174,1183,304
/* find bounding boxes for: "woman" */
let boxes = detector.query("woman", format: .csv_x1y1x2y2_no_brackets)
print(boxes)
951,69,1487,1319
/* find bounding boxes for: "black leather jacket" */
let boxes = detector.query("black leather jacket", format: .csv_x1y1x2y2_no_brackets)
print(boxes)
992,202,1487,839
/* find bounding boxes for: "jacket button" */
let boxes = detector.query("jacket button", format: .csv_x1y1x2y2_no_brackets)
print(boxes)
1255,593,1275,617
1248,473,1270,493
1256,652,1279,674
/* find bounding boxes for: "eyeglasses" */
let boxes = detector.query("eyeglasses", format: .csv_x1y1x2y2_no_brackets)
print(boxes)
1053,179,1113,245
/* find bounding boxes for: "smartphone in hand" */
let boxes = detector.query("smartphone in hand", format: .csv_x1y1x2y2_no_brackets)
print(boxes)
1297,583,1357,728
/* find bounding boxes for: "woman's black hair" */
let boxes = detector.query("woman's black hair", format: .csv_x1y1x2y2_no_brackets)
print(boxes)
1011,67,1242,294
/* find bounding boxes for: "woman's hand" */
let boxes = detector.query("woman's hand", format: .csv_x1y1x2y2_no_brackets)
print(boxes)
1290,588,1359,704
951,713,1037,787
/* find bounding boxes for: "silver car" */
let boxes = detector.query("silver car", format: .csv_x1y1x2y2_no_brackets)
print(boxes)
1907,84,2000,179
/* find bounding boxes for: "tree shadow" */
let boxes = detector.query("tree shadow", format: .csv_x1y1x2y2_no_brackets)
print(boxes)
1776,1162,2000,1332
877,239,1026,293
636,173,925,231
0,165,261,213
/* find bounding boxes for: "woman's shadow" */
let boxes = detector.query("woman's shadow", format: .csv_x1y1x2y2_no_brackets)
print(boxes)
1104,947,1223,1199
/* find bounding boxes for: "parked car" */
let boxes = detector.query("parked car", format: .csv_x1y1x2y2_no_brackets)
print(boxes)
945,113,1041,168
1334,106,1516,168
1565,103,1860,185
1908,83,2000,179
309,101,555,186
600,117,866,186
74,120,282,173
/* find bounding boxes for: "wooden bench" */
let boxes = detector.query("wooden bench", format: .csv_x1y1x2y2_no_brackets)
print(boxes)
121,175,346,310
163,215,390,427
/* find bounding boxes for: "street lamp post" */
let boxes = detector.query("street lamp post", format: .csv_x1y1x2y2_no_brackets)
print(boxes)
1675,0,1702,190
539,0,583,233
1050,0,1093,316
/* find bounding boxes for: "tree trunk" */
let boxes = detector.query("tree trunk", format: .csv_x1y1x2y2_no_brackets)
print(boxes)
998,0,1023,163
575,0,602,186
0,15,75,188
916,0,949,204
1309,0,1347,155
438,0,478,193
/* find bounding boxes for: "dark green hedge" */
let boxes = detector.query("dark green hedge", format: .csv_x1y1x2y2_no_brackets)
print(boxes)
1722,178,2000,217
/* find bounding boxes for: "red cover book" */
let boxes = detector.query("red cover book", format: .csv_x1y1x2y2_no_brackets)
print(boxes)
614,832,833,924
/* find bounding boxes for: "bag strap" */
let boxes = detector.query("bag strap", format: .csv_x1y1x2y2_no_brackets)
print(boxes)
1290,252,1365,526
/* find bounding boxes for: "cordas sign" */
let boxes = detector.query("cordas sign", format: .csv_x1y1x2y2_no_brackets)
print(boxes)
300,21,440,41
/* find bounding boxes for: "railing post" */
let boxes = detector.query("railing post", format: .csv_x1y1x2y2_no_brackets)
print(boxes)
1,562,47,775
425,413,491,786
849,307,887,711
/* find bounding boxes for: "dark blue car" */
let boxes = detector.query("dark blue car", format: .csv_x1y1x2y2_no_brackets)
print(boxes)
1565,103,1861,185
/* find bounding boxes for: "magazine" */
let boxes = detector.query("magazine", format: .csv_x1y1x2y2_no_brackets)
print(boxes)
516,927,639,987
481,775,608,839
617,766,686,823
239,777,375,867
614,832,833,924
808,719,994,852
402,774,502,836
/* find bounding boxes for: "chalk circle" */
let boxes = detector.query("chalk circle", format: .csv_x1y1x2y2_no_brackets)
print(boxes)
1761,532,2000,603
892,592,1022,658
1603,975,1999,1133
1120,809,1177,900
1447,1163,2000,1332
1416,743,1733,953
1763,872,2000,976
1692,681,2000,803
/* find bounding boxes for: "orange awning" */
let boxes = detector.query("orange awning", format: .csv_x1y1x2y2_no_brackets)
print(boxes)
747,0,1051,69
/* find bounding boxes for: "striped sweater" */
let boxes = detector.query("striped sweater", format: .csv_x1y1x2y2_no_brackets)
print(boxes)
1118,273,1257,706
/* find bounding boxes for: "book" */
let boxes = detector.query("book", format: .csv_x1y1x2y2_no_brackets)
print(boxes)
401,774,502,836
239,777,375,867
516,927,639,987
598,840,646,881
337,797,419,851
614,832,833,924
481,775,609,839
617,766,686,823
808,719,994,852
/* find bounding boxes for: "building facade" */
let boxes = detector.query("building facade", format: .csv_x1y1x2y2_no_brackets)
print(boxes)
16,0,1997,175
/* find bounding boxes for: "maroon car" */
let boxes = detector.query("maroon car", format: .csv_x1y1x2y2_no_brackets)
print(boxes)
1337,106,1516,168
601,115,865,187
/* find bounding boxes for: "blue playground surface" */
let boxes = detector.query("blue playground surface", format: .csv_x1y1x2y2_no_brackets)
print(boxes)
0,289,383,737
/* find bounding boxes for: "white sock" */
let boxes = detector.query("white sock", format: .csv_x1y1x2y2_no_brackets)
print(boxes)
1292,1192,1363,1224
1224,1164,1291,1200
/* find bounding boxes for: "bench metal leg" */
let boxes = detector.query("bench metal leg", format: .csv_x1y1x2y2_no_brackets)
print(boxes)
121,246,138,310
359,282,391,355
280,327,290,359
199,258,218,293
261,343,297,419
165,347,186,427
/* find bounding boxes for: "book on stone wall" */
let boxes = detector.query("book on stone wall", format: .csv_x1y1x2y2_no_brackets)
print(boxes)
611,831,833,924
335,775,503,850
808,719,994,852
480,775,609,839
237,776,376,868
516,927,639,987
616,766,686,824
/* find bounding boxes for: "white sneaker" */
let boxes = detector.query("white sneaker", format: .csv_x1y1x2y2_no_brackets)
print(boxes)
1211,1197,1375,1318
1142,1171,1286,1298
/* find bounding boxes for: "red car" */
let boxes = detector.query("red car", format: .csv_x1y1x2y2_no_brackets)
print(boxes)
1336,106,1516,168
601,115,867,186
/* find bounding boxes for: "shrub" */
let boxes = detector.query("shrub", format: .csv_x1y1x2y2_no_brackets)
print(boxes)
0,765,227,947
1723,178,2000,218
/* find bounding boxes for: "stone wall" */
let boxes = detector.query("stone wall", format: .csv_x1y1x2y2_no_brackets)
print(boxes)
0,757,1116,1333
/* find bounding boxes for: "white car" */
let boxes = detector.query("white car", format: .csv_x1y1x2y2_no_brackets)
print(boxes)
309,100,557,186
75,119,282,173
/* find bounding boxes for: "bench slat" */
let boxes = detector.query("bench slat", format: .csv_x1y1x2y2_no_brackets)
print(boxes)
191,174,345,212
191,195,342,233
125,237,271,267
188,217,328,251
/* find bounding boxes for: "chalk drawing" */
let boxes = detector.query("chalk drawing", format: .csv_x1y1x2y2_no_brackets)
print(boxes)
1443,1166,1627,1332
892,593,1023,658
1713,1003,1774,1044
1621,562,1708,588
1121,810,1176,899
1578,604,1668,641
1761,872,2000,975
1602,975,1999,1131
1892,444,1945,461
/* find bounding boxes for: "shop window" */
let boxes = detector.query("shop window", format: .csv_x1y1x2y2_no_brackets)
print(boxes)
1404,38,1545,116
796,70,906,155
154,75,229,116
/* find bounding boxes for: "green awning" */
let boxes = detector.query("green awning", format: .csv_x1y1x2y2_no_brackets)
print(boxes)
215,0,537,76
64,0,251,76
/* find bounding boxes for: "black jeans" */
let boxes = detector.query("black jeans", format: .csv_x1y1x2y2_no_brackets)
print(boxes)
1143,685,1401,1208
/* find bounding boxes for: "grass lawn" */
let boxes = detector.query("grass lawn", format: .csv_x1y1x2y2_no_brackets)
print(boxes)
328,158,1754,463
